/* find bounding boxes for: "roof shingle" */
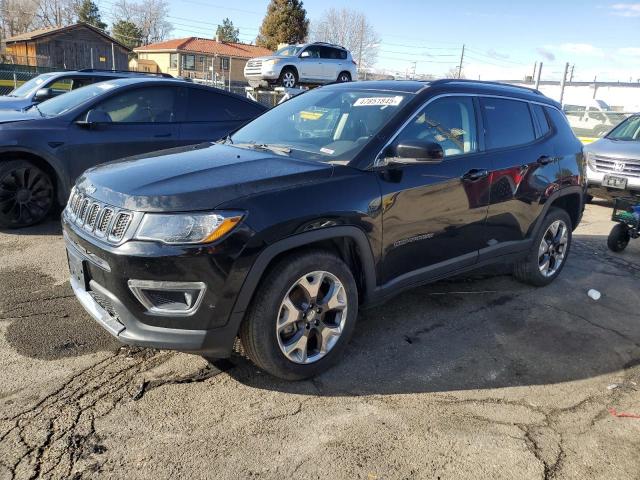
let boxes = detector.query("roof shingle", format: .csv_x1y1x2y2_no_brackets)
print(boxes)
134,37,272,59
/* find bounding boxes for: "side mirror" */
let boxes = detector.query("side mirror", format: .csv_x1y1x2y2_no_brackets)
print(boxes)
386,141,444,164
34,88,53,102
75,109,112,128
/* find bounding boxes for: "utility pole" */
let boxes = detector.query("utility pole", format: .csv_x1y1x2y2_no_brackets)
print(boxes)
357,16,365,78
559,62,569,105
111,42,115,70
532,61,537,81
457,44,465,79
569,64,575,82
535,62,543,90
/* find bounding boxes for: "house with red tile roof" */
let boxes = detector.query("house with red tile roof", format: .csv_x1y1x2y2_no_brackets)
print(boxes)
132,37,272,85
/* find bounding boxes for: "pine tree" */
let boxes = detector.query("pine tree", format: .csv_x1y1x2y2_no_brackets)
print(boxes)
112,20,144,50
215,18,239,43
256,0,308,50
76,0,107,31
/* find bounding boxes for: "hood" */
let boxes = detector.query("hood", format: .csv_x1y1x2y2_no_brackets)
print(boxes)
585,137,640,161
0,95,32,111
77,143,334,212
251,55,290,62
0,108,41,124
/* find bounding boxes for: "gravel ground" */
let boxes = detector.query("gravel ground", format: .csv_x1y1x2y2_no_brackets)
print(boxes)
0,201,639,480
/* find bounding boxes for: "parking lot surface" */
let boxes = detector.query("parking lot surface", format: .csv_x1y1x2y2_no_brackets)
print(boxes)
1,202,639,479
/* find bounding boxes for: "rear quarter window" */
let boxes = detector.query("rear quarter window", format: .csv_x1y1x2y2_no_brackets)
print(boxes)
531,104,550,138
481,97,535,149
545,107,576,140
186,88,265,122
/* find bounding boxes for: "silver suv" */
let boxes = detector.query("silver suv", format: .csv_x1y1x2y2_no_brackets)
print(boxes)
244,42,358,89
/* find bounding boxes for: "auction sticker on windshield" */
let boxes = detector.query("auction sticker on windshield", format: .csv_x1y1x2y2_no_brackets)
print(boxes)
354,96,404,107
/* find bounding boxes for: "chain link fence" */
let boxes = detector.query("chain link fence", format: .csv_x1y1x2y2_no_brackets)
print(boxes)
0,62,63,95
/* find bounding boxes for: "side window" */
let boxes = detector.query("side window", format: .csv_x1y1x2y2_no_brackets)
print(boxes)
546,107,576,139
48,78,73,96
92,87,177,123
481,97,535,149
170,53,178,69
301,46,320,58
588,107,605,122
186,88,264,122
394,96,478,157
336,48,347,60
531,104,550,138
183,54,195,70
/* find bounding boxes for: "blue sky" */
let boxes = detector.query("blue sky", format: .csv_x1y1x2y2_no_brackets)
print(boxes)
102,0,640,82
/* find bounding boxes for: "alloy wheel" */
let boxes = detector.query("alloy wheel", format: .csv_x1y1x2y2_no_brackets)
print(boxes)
339,73,350,82
282,71,296,88
538,220,569,277
276,270,348,364
0,166,53,227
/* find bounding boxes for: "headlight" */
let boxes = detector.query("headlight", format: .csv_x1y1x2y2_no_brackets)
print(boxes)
134,212,243,244
263,59,281,67
585,152,596,170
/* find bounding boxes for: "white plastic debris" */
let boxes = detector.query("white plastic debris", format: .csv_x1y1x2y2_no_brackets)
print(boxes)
588,289,601,301
607,384,618,390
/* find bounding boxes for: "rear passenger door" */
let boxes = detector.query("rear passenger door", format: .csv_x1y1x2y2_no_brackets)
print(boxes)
179,87,266,145
319,46,341,81
480,97,559,254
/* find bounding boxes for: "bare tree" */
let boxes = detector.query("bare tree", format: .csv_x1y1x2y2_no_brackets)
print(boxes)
310,8,380,71
112,0,173,45
0,0,40,37
445,67,465,79
32,0,78,29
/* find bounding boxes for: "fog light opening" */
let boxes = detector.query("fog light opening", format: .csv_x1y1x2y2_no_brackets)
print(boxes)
128,280,207,316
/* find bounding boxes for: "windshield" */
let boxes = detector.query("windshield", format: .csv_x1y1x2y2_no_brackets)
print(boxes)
274,45,304,57
36,81,118,117
607,115,640,141
9,74,55,98
230,89,410,163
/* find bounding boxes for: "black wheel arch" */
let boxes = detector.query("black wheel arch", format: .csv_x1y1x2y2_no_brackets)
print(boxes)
231,226,377,319
528,186,584,239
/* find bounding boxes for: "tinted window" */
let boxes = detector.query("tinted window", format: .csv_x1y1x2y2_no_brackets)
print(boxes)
482,97,535,149
319,46,347,59
395,96,478,157
608,115,640,140
531,104,550,138
546,107,577,140
302,46,321,58
92,87,177,123
186,88,264,122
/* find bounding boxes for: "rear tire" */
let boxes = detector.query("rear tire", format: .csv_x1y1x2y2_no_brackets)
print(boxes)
337,71,352,83
607,223,630,252
513,208,572,286
239,249,358,380
0,159,54,229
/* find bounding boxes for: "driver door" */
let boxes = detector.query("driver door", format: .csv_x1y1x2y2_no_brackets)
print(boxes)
298,46,322,82
59,86,184,182
378,95,492,285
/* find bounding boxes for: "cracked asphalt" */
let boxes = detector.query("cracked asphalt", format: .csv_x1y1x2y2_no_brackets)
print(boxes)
1,202,639,479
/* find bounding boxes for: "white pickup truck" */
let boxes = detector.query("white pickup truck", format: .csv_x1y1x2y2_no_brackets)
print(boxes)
563,100,626,138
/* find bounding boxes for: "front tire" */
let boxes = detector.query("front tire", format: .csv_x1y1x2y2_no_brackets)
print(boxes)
607,223,630,252
0,160,54,229
278,68,298,89
239,250,358,380
513,208,572,286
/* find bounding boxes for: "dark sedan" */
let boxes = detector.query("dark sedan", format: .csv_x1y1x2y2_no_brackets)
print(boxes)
0,78,267,228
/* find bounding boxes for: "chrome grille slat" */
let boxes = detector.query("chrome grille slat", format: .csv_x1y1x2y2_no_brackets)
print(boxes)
85,203,100,230
110,212,132,241
77,198,90,225
65,192,135,244
593,155,640,178
96,208,113,235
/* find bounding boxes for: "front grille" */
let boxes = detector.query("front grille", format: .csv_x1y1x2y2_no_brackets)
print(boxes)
65,191,136,244
593,155,640,178
244,59,263,75
110,212,132,240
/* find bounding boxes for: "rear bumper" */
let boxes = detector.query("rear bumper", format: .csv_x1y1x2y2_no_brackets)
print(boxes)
63,217,250,357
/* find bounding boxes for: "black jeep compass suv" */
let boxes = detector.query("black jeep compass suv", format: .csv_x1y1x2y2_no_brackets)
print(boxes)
63,80,585,380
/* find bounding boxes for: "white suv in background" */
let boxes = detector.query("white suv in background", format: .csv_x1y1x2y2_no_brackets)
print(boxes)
244,42,358,89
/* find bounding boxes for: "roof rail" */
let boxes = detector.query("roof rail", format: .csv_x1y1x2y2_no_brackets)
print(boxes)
76,68,173,78
311,41,346,50
427,78,543,95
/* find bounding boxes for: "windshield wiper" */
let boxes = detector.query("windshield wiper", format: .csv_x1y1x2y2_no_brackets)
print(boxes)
236,143,291,155
218,134,233,144
29,103,45,117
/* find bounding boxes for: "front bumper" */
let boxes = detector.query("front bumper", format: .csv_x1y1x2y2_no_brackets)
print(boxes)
586,169,640,197
63,217,249,357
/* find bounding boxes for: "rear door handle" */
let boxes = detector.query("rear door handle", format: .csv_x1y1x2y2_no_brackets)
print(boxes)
462,169,489,181
154,133,172,138
537,155,553,165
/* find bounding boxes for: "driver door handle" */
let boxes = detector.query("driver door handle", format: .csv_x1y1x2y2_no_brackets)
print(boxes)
462,169,489,181
537,155,553,165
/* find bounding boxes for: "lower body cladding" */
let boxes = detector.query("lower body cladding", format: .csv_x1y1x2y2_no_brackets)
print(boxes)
62,218,248,357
